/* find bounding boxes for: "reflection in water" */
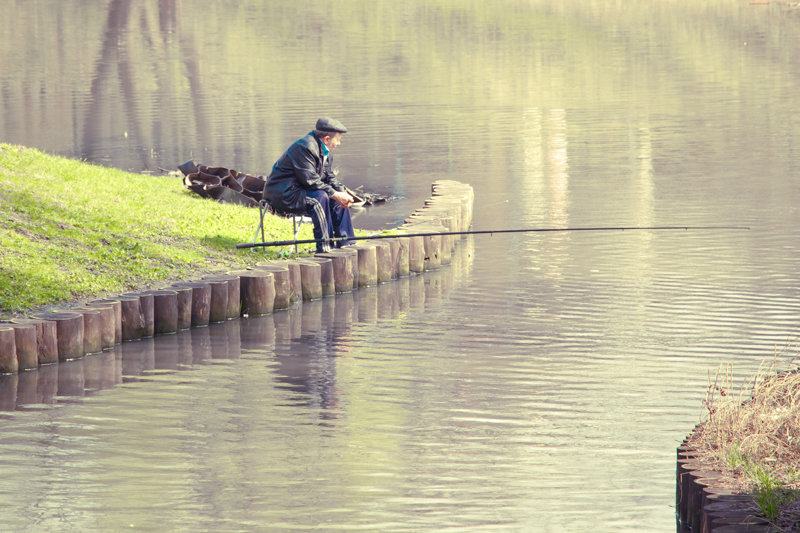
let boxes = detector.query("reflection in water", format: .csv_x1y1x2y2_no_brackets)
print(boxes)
0,239,474,419
520,107,545,226
256,240,472,421
517,108,574,289
0,246,477,532
121,338,155,378
3,1,800,530
546,108,570,228
636,124,655,228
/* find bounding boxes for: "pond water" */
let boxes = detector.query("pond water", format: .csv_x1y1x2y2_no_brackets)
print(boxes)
2,1,800,531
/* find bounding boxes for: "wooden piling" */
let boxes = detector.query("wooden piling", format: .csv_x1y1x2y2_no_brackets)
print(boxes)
423,198,464,231
412,211,454,263
250,263,293,309
116,296,145,341
168,286,193,330
93,304,118,350
203,278,230,323
403,219,445,270
394,237,410,278
431,180,474,214
203,274,241,319
8,324,37,371
231,270,275,316
89,299,123,345
419,226,443,271
374,241,393,283
345,244,377,287
278,261,303,304
0,327,18,374
314,252,353,293
171,282,211,327
72,306,114,352
72,308,103,354
303,257,336,296
430,182,473,231
32,312,84,360
123,292,155,337
675,437,775,532
329,248,359,289
293,260,323,300
145,290,179,335
10,318,59,365
383,238,401,279
404,235,425,273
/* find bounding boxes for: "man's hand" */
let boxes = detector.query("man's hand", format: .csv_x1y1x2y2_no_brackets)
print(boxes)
331,190,354,209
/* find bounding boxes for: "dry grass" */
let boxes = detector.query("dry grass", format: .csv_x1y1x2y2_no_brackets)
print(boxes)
690,347,800,529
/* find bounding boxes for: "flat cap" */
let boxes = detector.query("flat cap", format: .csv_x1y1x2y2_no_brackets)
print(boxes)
315,117,348,133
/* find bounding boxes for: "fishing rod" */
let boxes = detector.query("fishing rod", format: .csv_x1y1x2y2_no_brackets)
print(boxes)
236,225,749,249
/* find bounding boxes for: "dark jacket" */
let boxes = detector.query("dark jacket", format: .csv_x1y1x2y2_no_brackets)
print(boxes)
263,131,345,213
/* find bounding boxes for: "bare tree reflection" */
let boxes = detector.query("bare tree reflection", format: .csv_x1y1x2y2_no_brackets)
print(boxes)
81,0,203,169
82,0,135,164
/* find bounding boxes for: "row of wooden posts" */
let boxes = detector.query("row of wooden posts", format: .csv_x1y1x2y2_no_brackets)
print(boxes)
676,432,774,532
0,180,474,375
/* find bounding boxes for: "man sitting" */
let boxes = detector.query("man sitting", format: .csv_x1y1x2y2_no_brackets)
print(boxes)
263,117,356,253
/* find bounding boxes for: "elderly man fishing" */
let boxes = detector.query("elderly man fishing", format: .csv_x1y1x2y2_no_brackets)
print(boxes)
263,117,356,253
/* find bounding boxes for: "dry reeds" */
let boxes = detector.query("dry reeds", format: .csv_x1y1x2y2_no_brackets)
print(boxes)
700,361,800,477
691,349,800,525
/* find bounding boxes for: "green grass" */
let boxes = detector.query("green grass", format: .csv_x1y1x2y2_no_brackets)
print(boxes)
0,144,316,317
723,444,797,523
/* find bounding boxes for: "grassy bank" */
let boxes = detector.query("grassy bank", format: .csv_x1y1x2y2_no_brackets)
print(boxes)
692,354,800,528
0,144,312,318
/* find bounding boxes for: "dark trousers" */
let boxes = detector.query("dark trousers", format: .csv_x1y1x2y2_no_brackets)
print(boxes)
304,190,355,253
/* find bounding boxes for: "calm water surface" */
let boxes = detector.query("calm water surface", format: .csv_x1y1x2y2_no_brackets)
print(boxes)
2,1,800,531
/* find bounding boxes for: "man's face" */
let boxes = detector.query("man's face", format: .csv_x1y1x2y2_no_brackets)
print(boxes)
322,132,343,151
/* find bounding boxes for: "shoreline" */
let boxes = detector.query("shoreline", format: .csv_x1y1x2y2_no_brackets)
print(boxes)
0,180,474,376
0,144,302,319
676,362,800,532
